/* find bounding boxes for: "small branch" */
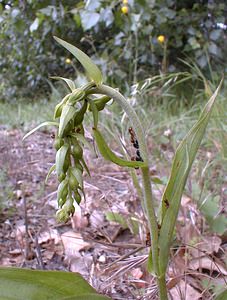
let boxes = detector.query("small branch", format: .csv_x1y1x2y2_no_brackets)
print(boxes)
34,234,45,270
23,197,30,260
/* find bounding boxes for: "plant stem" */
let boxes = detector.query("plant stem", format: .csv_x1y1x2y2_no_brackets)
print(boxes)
158,274,168,300
95,85,169,299
141,166,159,274
95,84,148,163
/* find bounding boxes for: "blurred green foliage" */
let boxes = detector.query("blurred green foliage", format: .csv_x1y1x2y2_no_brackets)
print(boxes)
0,0,226,101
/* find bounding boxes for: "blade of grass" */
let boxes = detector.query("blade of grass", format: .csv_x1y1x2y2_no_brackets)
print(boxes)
158,79,223,275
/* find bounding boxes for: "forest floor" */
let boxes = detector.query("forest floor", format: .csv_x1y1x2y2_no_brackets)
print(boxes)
0,126,226,300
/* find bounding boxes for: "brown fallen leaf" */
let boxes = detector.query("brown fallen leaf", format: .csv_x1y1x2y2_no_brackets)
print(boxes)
189,256,227,275
9,249,22,256
61,231,91,258
38,228,61,245
170,279,201,300
69,254,93,275
14,224,26,246
130,267,143,280
71,206,89,230
197,236,222,254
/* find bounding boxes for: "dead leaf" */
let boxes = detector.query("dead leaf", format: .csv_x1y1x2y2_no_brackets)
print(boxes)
38,228,60,245
189,256,227,275
71,206,89,230
197,236,222,254
9,249,22,256
61,231,91,258
170,280,201,300
15,224,26,244
43,250,55,261
130,267,143,279
69,254,93,274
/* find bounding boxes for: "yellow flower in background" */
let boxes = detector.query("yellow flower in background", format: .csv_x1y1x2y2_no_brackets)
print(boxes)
157,35,165,43
122,0,128,4
121,6,129,14
65,58,72,64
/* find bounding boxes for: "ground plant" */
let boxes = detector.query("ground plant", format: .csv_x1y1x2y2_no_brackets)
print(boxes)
1,37,224,299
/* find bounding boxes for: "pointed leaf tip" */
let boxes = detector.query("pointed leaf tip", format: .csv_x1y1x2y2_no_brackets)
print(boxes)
53,36,103,86
23,121,59,141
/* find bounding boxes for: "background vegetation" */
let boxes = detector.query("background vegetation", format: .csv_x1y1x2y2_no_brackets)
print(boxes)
0,0,226,101
0,1,226,299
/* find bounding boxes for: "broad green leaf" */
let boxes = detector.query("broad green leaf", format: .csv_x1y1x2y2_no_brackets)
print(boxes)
215,289,227,300
59,104,77,138
158,79,223,275
51,76,76,92
23,121,59,140
0,267,110,300
211,215,227,235
93,128,147,168
105,212,128,229
200,195,220,218
45,164,56,184
62,295,111,300
54,36,103,85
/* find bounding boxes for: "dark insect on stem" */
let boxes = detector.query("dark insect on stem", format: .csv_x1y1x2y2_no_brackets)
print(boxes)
136,150,143,162
129,127,143,162
128,127,138,147
136,156,143,162
164,199,169,208
131,156,139,169
133,141,139,149
145,231,151,247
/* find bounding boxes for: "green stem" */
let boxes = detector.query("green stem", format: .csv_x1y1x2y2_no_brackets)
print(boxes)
158,274,168,300
95,84,148,163
141,166,160,276
95,85,164,282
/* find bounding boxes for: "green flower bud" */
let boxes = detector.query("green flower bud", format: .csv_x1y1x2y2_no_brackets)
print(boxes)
69,173,79,189
57,178,68,202
58,197,66,208
74,190,82,204
93,96,111,111
54,137,64,151
56,209,68,223
72,143,83,160
58,172,66,182
67,89,86,105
